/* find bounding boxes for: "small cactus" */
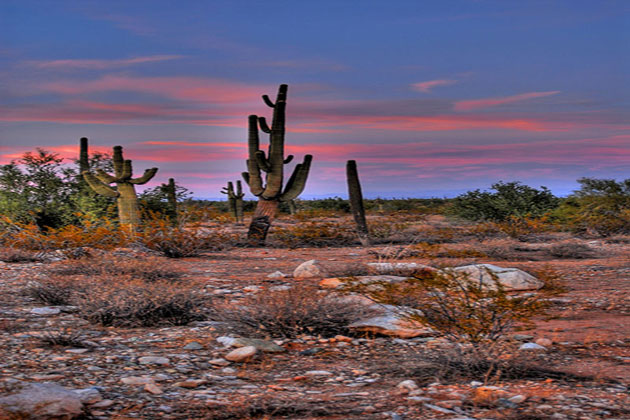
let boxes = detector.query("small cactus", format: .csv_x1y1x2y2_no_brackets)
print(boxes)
221,180,245,222
161,178,178,224
82,145,158,229
78,137,89,188
346,160,370,246
242,84,312,244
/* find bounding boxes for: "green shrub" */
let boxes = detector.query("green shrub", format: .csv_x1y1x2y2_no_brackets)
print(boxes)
449,181,559,222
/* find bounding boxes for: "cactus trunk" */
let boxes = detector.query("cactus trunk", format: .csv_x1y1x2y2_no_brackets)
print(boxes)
117,183,141,228
164,178,178,224
346,160,371,246
242,84,312,245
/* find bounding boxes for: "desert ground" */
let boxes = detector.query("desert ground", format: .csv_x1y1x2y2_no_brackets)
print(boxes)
1,213,629,420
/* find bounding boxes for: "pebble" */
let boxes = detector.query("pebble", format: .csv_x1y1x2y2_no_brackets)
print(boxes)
519,342,547,351
144,383,163,395
305,370,333,376
225,346,257,362
183,342,204,350
397,380,419,392
267,271,286,278
120,376,155,385
30,307,60,315
138,356,170,365
535,338,553,347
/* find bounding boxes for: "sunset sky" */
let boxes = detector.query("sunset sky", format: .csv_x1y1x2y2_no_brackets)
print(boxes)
1,1,628,199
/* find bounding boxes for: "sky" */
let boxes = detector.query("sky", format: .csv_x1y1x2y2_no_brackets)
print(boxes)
0,0,628,199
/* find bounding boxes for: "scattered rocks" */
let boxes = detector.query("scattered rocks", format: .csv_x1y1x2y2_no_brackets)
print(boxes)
0,382,83,419
225,346,257,362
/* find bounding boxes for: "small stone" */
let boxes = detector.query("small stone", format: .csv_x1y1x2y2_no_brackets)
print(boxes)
174,379,206,388
209,358,231,366
293,260,328,279
519,342,547,351
305,370,333,376
144,383,163,395
267,271,286,279
138,356,170,365
299,347,324,356
513,334,534,341
30,307,61,315
535,338,553,347
232,337,285,353
72,387,102,404
397,380,419,392
216,336,237,347
225,346,257,362
120,376,155,385
91,399,114,408
183,342,204,350
508,394,527,404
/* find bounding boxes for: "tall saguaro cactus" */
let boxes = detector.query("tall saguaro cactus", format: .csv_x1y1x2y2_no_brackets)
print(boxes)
221,180,245,222
242,84,312,244
78,137,90,187
346,160,371,246
82,145,158,229
161,178,178,224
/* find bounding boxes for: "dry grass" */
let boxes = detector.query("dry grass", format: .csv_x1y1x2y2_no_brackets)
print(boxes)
210,285,373,339
39,329,88,348
548,241,598,259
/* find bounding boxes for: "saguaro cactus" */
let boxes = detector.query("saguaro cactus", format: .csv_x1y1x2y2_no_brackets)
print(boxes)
79,137,89,186
161,178,178,223
346,160,371,246
221,180,245,222
242,84,312,244
82,145,158,229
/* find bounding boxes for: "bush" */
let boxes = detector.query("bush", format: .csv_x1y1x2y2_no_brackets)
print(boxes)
271,221,355,248
210,285,372,339
450,181,559,222
554,177,630,236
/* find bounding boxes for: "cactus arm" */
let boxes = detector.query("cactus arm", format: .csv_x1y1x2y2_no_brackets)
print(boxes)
129,168,158,185
83,171,119,198
112,146,124,178
95,169,118,184
236,180,244,198
261,85,288,200
258,117,271,134
279,154,312,202
262,95,275,108
242,172,250,186
283,155,294,164
255,150,271,172
246,115,264,196
120,160,133,180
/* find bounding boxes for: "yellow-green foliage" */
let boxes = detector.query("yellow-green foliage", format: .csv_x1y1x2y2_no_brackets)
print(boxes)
272,221,354,248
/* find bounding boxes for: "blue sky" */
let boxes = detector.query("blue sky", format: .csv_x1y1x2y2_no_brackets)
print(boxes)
1,0,628,199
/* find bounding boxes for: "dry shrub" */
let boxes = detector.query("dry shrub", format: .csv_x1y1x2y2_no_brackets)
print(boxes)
271,221,355,248
0,247,42,263
210,285,372,339
548,241,598,259
2,217,127,251
45,255,181,282
27,275,206,327
139,217,235,257
39,329,88,348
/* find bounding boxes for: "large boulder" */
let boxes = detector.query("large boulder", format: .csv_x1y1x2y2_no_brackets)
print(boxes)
449,264,543,291
0,381,84,419
348,305,432,338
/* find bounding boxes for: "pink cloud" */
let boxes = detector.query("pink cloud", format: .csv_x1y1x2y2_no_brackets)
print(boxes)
29,55,183,70
454,91,561,111
411,79,457,93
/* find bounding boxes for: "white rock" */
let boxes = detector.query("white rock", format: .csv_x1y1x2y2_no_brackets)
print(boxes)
508,394,527,403
450,264,543,291
216,336,237,347
267,271,286,279
30,307,61,315
535,338,553,347
293,260,328,279
225,346,257,362
0,382,83,419
120,376,155,385
367,262,436,276
397,380,419,392
305,370,333,376
349,308,433,339
138,356,169,365
519,342,547,351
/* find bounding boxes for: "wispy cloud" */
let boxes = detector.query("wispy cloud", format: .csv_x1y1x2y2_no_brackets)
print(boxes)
411,79,457,93
454,91,561,111
28,55,183,70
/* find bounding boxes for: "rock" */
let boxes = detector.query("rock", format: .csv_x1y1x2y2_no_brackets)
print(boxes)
174,379,206,388
267,271,286,279
0,382,83,419
225,346,257,362
120,376,155,385
397,380,419,392
71,387,102,404
183,342,204,350
519,342,547,351
232,337,285,353
450,264,543,291
305,370,333,376
349,311,433,338
144,383,163,395
30,307,61,316
508,394,527,404
512,334,534,341
367,262,436,276
209,358,231,366
138,356,170,365
216,336,237,347
293,260,328,279
535,338,553,347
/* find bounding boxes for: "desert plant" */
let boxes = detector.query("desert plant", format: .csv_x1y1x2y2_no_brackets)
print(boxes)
242,84,313,245
39,329,88,348
83,144,158,229
271,221,355,248
221,180,245,222
346,160,371,246
210,285,372,339
450,181,559,222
